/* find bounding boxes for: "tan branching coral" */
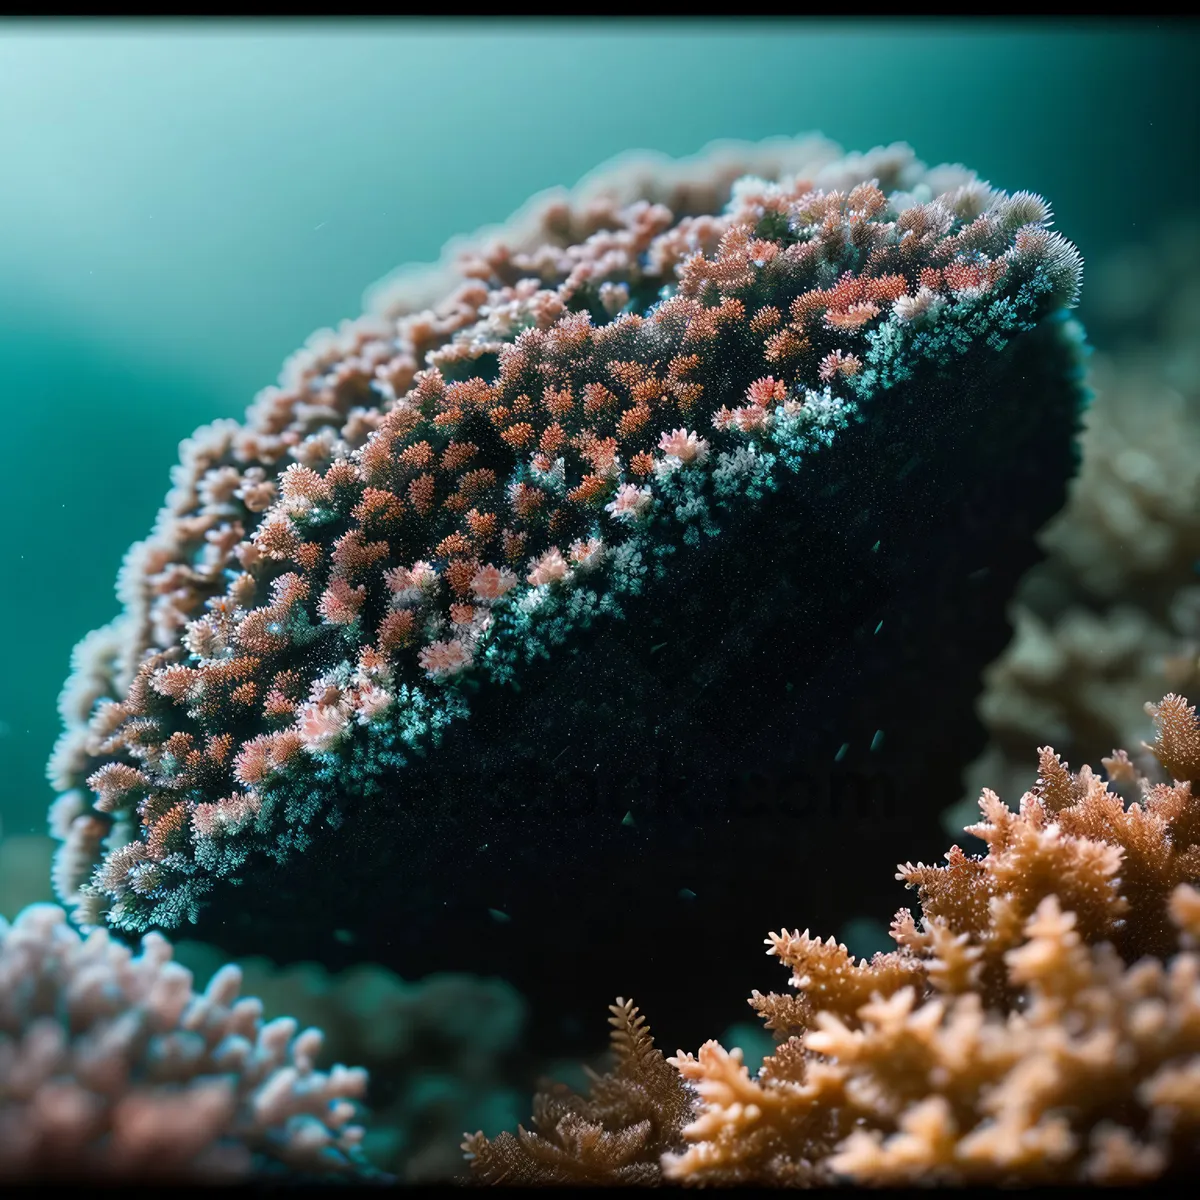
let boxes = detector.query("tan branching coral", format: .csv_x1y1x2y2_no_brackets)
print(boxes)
1149,692,1200,784
463,999,691,1185
470,694,1200,1185
663,693,1200,1185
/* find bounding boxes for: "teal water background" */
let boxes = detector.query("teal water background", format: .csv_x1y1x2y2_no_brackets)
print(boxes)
1,19,1197,837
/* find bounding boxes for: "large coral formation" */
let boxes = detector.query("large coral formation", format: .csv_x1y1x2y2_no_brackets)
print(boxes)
470,693,1200,1185
48,137,1087,1050
0,902,374,1182
962,217,1200,821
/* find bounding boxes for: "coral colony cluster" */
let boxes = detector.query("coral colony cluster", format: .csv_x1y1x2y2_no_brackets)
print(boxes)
466,694,1200,1185
44,138,1088,1040
0,135,1118,1180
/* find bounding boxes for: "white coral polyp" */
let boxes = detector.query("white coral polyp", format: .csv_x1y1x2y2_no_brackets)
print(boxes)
526,547,570,587
658,428,710,465
297,702,351,753
892,286,945,326
604,484,653,524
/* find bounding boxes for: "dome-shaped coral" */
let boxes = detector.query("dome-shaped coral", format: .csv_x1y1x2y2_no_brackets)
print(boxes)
49,137,1087,1048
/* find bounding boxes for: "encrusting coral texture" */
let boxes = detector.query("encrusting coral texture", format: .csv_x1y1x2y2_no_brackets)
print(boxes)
48,135,1087,1047
469,693,1200,1185
0,903,375,1182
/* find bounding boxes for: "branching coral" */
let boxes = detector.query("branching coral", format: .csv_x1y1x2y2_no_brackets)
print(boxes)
463,998,692,1185
0,903,375,1182
470,693,1200,1185
48,137,1087,1040
668,693,1200,1185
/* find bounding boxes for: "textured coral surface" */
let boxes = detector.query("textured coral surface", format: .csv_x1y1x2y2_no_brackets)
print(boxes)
49,136,1086,1051
464,998,693,1186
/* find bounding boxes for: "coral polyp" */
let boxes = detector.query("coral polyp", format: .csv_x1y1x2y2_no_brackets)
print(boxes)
50,138,1087,1037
